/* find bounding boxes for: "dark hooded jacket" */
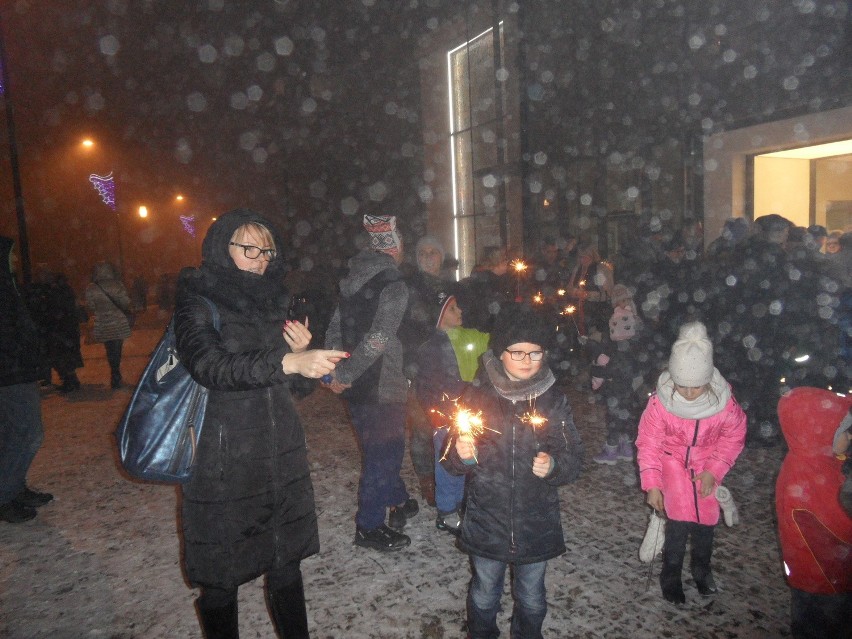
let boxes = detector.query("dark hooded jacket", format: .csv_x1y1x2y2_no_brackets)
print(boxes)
323,249,409,404
173,209,318,589
441,352,584,564
0,237,43,387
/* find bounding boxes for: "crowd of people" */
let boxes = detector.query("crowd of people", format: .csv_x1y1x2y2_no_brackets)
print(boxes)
1,208,850,638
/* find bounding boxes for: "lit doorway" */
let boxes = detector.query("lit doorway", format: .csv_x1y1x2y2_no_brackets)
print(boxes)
751,139,852,232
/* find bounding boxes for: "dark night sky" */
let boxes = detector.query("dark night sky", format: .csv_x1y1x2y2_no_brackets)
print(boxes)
0,0,433,288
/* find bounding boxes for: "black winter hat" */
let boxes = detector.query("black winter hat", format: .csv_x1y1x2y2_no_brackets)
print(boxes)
489,302,554,356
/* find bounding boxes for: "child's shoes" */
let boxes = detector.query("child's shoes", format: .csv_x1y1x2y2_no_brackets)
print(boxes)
616,436,634,461
436,511,462,536
592,443,619,465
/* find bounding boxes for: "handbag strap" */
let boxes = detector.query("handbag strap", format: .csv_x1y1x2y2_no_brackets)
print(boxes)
198,296,221,330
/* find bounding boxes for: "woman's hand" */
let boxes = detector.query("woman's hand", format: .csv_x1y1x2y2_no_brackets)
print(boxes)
695,470,716,498
456,434,477,461
282,349,348,378
532,452,553,478
646,487,664,513
283,318,311,353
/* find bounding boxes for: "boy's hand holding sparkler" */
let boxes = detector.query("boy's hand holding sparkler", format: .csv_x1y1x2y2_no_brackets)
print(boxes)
456,434,477,462
532,452,554,478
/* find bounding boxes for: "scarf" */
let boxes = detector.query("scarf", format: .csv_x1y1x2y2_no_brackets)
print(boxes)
482,351,556,402
656,368,732,420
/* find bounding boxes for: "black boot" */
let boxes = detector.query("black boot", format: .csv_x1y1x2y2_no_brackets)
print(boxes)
196,592,239,639
691,523,717,595
267,574,310,639
659,520,689,604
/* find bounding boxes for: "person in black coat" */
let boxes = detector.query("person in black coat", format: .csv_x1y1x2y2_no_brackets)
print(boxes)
0,237,54,523
442,303,584,639
26,269,84,392
173,210,346,639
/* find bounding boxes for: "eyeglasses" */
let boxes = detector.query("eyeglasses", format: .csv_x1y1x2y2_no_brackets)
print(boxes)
229,242,277,261
504,349,545,361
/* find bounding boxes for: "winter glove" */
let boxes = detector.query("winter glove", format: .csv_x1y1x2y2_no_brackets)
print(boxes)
716,485,739,527
639,509,666,563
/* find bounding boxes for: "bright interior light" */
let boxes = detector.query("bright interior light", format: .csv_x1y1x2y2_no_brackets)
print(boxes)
759,139,852,159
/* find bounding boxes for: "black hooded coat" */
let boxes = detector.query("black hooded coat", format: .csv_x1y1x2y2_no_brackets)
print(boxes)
0,237,43,387
172,210,318,589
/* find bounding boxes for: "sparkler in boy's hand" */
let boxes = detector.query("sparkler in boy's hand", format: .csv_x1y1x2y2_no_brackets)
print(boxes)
520,409,548,451
432,396,499,463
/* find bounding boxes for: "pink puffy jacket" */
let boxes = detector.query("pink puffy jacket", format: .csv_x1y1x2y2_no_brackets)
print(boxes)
636,392,746,525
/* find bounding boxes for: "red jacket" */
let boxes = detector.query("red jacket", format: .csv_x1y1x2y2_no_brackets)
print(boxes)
636,391,746,525
776,387,852,594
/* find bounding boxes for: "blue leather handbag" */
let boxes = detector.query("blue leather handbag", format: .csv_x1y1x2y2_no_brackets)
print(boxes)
116,296,219,483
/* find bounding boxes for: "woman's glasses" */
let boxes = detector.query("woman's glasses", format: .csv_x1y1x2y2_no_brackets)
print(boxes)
229,242,277,261
504,349,545,361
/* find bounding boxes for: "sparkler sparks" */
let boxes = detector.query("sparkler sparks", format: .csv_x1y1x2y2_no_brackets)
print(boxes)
431,396,499,463
520,401,548,451
561,304,582,336
511,259,528,273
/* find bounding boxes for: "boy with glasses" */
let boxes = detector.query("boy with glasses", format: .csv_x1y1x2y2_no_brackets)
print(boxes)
442,302,584,638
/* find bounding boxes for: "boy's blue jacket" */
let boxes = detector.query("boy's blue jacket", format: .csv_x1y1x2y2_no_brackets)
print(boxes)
442,353,584,564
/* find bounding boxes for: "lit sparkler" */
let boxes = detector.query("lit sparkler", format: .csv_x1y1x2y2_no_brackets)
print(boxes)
561,304,581,334
511,259,528,300
532,291,544,304
520,405,548,450
431,396,499,463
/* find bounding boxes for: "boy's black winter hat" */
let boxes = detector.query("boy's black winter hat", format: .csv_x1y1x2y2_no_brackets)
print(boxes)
489,302,553,356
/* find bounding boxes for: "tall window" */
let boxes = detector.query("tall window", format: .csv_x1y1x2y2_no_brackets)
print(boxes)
448,22,506,275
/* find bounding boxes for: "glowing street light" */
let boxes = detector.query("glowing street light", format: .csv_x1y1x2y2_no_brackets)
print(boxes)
138,205,148,219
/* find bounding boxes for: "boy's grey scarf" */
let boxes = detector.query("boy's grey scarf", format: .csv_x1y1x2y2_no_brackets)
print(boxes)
482,351,556,402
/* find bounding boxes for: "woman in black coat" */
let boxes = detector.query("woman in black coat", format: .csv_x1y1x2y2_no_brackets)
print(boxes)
173,209,346,639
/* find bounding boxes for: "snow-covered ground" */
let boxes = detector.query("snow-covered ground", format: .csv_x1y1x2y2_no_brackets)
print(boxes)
1,309,791,638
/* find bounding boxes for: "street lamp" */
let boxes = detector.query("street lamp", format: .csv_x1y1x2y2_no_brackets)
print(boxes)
138,205,148,219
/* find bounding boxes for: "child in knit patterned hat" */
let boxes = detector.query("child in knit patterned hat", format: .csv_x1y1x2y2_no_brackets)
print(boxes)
636,321,746,604
588,284,653,464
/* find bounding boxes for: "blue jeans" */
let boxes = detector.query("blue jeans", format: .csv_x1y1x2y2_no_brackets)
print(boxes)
0,382,45,504
468,555,548,639
434,429,465,513
347,401,409,530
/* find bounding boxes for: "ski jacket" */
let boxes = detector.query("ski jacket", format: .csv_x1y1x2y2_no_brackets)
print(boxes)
776,387,851,594
85,262,132,343
324,249,408,404
636,384,746,525
442,353,584,564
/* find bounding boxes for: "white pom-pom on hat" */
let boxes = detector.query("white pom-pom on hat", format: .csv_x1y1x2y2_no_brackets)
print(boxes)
668,321,714,388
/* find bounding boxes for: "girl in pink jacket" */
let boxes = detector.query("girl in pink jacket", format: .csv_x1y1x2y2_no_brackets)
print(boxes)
636,321,746,604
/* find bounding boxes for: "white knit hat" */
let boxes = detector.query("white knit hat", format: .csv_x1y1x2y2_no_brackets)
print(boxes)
668,321,714,387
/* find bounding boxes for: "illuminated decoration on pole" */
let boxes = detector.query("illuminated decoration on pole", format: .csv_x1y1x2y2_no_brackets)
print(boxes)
88,172,116,210
180,214,197,237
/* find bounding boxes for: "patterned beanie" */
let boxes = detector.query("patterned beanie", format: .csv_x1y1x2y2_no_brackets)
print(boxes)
609,305,637,342
668,321,714,387
363,215,402,256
